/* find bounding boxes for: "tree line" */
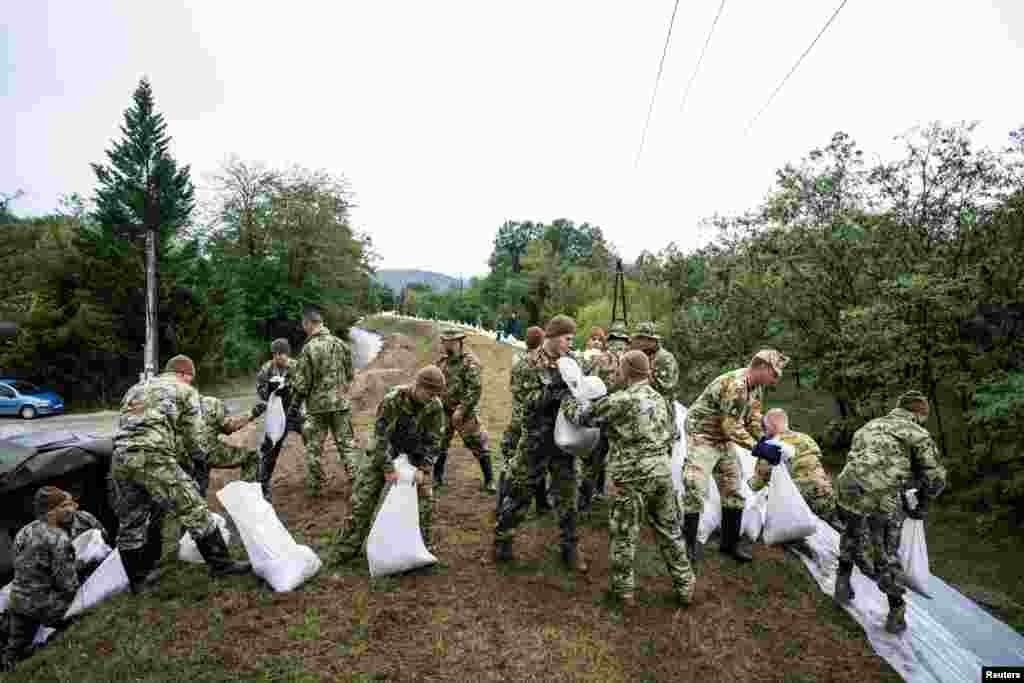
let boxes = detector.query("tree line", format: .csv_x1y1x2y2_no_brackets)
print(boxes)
396,122,1024,523
0,78,378,408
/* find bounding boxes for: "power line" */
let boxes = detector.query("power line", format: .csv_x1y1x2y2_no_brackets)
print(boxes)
635,0,681,168
679,0,727,115
743,0,850,135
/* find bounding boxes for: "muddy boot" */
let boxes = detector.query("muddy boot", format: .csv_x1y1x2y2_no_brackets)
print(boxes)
885,596,907,634
258,442,279,503
478,452,497,493
433,451,448,489
682,512,703,567
494,538,514,562
194,527,251,578
720,509,752,562
835,561,855,604
496,472,508,515
534,478,552,515
561,544,589,573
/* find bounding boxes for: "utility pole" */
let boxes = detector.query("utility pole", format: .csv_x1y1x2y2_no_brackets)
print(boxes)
610,258,629,329
113,222,158,381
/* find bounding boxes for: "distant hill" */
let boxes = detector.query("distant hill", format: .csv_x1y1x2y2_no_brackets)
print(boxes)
374,269,462,294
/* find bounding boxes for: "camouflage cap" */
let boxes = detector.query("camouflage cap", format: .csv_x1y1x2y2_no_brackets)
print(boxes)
607,321,630,340
621,349,651,381
752,349,790,378
631,321,661,341
440,327,466,342
270,338,291,355
415,365,447,395
897,390,929,410
164,354,196,376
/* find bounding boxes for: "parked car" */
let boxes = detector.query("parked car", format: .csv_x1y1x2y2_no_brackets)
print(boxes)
0,431,116,583
0,378,65,419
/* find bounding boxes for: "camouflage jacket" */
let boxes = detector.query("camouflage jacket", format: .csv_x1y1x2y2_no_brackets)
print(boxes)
292,326,354,414
506,351,530,439
63,510,106,542
437,349,483,415
564,381,672,483
113,373,204,465
685,368,764,449
836,408,947,516
648,347,679,400
196,395,252,463
370,385,446,474
513,347,585,436
9,520,79,623
750,429,829,492
256,358,302,415
582,347,625,393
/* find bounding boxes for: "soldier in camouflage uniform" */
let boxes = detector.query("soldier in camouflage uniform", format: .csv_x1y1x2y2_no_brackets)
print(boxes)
254,338,306,502
108,355,251,594
629,322,680,436
332,366,447,563
1,487,79,671
434,328,496,493
834,390,947,635
189,395,263,499
63,509,106,544
681,350,789,565
494,315,588,573
578,321,629,511
290,308,359,497
565,351,695,607
497,326,546,514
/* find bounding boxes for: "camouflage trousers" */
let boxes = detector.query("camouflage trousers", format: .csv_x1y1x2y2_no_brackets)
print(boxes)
302,409,360,495
1,611,72,670
609,476,695,601
108,449,216,553
681,438,746,513
495,426,577,546
581,430,609,488
498,423,522,477
436,408,490,481
334,448,434,557
192,441,260,499
837,506,905,598
795,477,837,524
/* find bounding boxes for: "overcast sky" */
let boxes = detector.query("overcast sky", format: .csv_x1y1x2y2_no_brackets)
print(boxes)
3,1,1023,277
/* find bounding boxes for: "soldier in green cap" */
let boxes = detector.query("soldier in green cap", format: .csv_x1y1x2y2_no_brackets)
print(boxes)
833,390,947,635
434,327,496,493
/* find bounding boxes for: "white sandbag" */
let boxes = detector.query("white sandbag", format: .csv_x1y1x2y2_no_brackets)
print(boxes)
367,456,437,577
178,512,232,564
762,464,817,544
697,476,722,544
670,402,688,493
217,481,321,592
73,528,112,567
557,356,585,397
555,409,601,456
0,583,9,613
900,518,933,598
741,487,769,542
262,393,287,446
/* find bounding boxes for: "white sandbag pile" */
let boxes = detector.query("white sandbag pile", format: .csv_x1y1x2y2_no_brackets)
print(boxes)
367,456,437,577
217,482,321,592
762,462,817,545
178,512,232,563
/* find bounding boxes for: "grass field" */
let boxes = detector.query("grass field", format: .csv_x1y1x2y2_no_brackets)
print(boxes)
7,317,1020,680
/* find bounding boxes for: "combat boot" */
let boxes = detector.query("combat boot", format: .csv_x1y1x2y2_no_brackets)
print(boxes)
479,452,497,493
885,599,907,635
433,451,449,489
578,480,595,513
682,513,703,567
120,546,161,594
720,509,752,562
534,480,552,515
194,527,251,578
560,544,589,573
494,539,514,562
834,562,856,604
258,445,279,503
496,471,508,515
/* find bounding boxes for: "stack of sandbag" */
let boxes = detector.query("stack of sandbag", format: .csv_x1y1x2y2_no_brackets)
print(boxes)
367,455,437,577
217,481,321,592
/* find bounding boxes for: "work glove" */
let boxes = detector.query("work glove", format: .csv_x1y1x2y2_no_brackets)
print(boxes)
751,437,783,466
250,403,267,419
269,376,285,392
901,489,928,520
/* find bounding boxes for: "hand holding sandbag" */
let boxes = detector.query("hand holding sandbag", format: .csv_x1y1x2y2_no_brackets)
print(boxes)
752,437,783,466
251,403,267,419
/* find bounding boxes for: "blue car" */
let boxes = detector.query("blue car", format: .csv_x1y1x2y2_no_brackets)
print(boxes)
0,378,65,419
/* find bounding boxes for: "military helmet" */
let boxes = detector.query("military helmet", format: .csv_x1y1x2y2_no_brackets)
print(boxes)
440,327,466,342
631,321,661,341
607,321,630,341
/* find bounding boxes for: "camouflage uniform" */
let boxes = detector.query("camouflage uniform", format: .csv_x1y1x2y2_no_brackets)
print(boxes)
63,510,106,543
190,395,260,498
564,382,695,603
749,429,836,523
333,385,445,559
434,330,495,491
495,346,585,566
291,325,359,495
835,406,947,603
682,368,764,513
255,357,304,501
578,328,627,507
